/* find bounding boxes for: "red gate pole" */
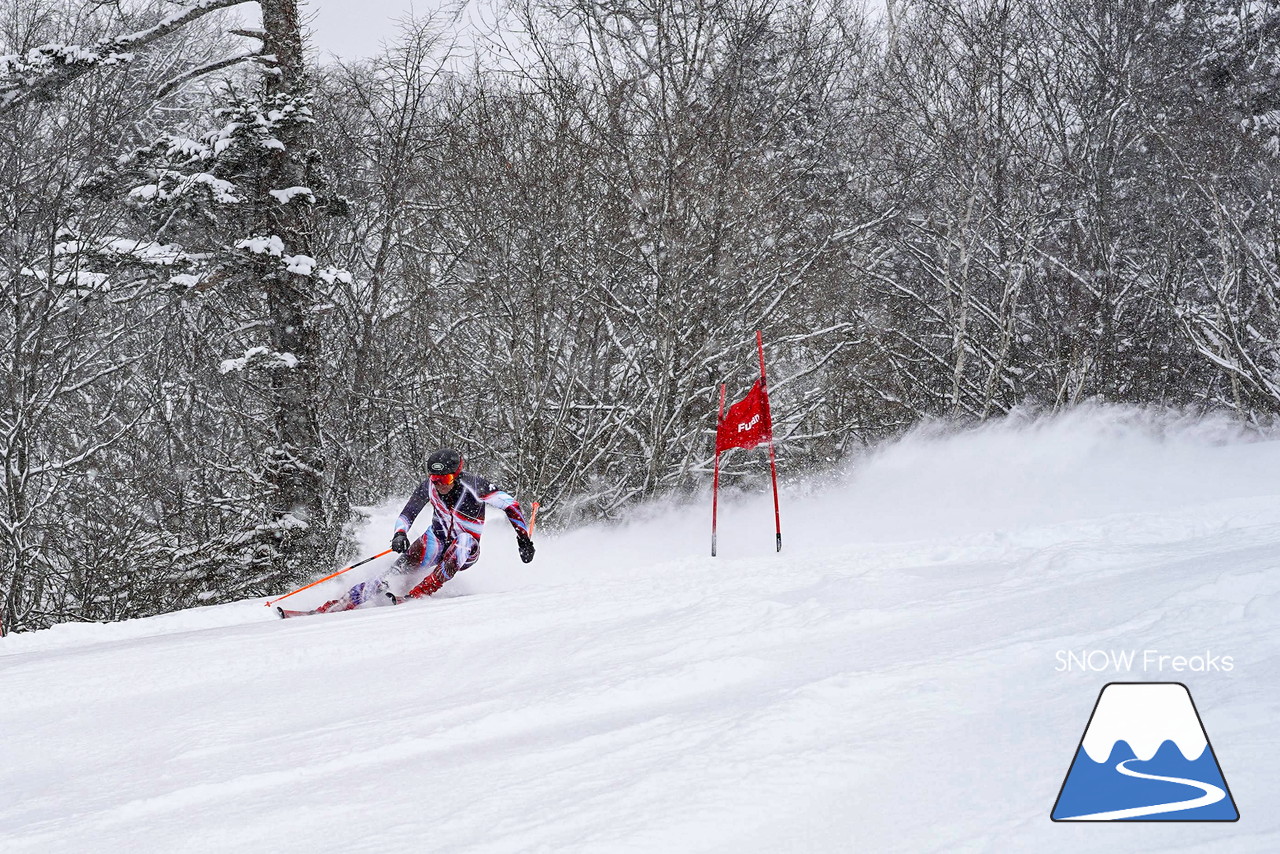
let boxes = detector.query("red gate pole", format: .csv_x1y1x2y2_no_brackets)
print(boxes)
712,383,726,556
757,330,782,552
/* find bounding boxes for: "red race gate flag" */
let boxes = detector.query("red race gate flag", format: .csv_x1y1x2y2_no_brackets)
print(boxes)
711,330,782,556
716,378,772,452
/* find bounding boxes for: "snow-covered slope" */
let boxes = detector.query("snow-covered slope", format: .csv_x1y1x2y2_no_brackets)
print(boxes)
3,406,1278,852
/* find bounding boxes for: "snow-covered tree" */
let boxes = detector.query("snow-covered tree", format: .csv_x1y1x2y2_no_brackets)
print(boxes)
2,0,348,630
0,0,242,630
104,0,349,592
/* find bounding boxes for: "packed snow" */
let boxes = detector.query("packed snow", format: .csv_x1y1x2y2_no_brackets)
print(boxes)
2,406,1278,852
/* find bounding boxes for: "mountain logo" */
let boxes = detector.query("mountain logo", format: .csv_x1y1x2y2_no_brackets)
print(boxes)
1051,682,1239,822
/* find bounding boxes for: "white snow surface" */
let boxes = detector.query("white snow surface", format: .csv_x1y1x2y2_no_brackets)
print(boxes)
3,405,1279,852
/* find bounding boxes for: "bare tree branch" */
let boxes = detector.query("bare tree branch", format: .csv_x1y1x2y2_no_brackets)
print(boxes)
0,0,255,115
156,51,263,99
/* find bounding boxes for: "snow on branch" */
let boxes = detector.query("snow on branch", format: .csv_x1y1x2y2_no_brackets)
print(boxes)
219,347,300,374
316,266,353,285
268,186,315,205
53,236,189,266
235,235,285,256
282,254,315,275
0,0,254,116
130,171,242,204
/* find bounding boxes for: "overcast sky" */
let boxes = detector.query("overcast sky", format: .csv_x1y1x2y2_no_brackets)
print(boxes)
300,0,504,60
284,0,883,62
304,0,419,59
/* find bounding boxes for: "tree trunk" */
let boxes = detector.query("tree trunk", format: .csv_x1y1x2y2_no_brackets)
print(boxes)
258,0,329,578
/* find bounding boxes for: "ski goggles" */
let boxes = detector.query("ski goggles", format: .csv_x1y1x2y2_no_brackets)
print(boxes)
430,472,458,490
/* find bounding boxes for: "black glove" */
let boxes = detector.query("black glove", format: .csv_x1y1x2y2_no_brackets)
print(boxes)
391,530,409,553
516,531,535,564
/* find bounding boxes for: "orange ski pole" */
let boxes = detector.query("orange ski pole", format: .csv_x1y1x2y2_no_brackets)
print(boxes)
529,502,541,537
264,549,394,607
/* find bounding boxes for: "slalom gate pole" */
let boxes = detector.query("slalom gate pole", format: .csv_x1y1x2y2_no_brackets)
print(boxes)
757,330,782,552
264,549,394,607
712,383,726,557
529,502,541,537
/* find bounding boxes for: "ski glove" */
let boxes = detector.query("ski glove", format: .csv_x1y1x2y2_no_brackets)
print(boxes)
516,531,535,564
391,530,409,553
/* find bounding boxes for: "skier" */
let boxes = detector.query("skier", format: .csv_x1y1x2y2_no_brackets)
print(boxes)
289,448,535,616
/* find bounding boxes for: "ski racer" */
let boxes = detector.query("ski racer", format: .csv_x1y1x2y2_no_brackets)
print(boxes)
310,448,535,613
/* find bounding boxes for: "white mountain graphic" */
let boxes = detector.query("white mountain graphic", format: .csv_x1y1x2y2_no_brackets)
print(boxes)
1081,683,1207,762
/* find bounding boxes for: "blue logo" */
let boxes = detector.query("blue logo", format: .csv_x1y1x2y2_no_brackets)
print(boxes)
1052,682,1238,822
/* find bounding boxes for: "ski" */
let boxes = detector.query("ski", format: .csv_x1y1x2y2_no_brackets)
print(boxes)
276,606,321,619
276,592,418,618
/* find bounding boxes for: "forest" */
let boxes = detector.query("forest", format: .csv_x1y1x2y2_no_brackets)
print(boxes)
3,0,1279,632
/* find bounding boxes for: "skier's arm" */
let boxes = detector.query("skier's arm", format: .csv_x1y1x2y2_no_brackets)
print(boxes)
480,481,535,563
395,479,433,535
480,483,529,536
